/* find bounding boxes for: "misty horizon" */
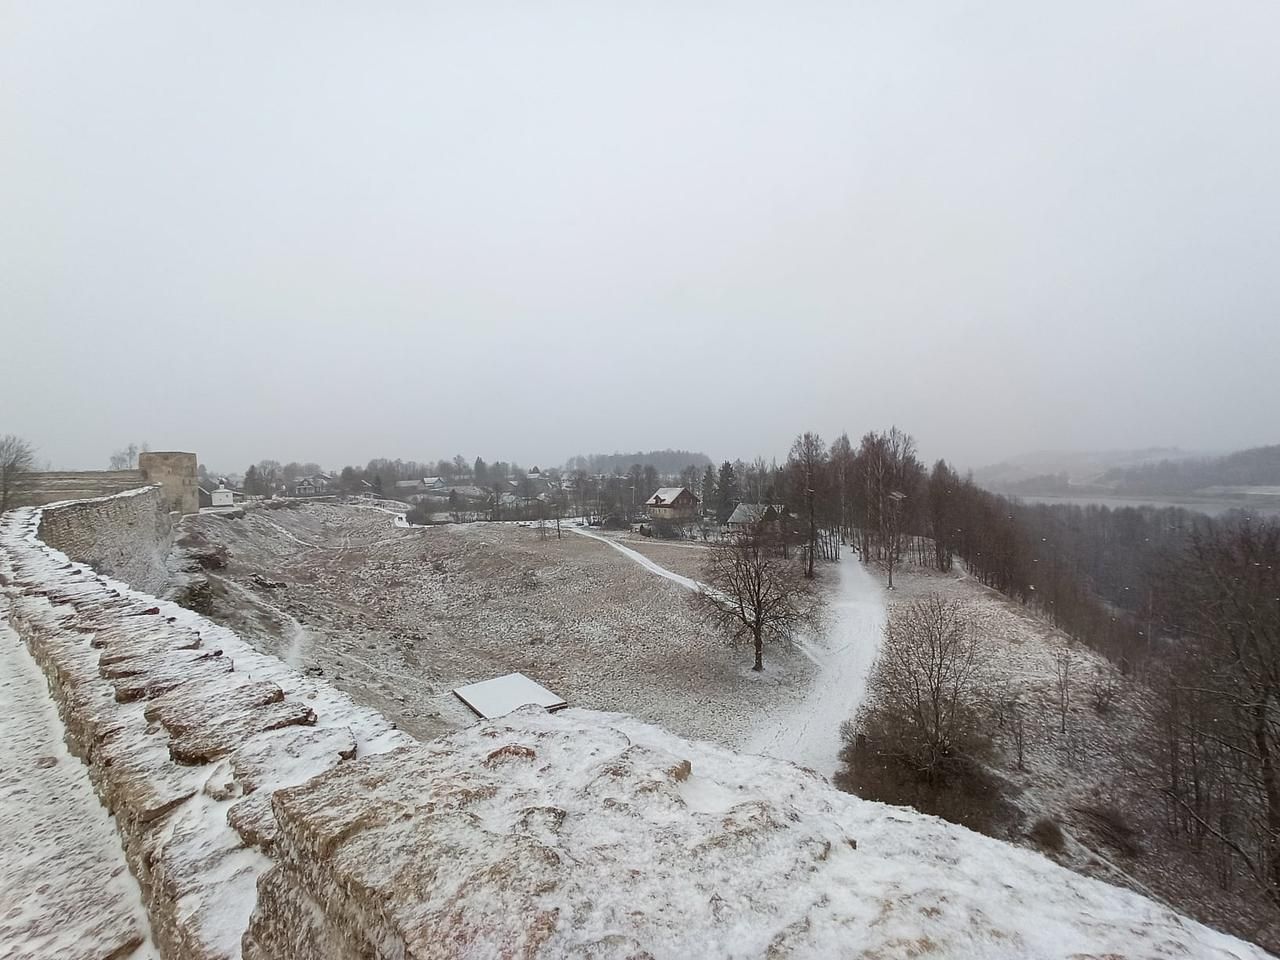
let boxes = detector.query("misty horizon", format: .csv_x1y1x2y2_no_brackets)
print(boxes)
4,3,1278,473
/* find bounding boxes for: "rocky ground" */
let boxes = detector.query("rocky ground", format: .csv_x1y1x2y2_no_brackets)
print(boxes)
169,504,816,750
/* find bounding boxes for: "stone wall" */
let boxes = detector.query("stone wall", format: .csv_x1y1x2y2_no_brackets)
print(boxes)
17,469,147,507
0,503,409,960
37,486,174,596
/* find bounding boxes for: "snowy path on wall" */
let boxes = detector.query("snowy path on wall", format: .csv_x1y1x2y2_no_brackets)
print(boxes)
0,602,156,960
570,529,886,778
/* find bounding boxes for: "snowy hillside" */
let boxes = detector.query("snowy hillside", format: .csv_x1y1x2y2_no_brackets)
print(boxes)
250,706,1271,959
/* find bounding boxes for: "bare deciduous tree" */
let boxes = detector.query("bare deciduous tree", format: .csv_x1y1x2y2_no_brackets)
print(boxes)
1054,650,1072,734
787,431,827,579
693,526,824,671
858,594,984,781
0,434,35,513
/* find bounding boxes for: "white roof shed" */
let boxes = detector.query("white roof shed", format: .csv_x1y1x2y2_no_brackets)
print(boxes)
453,673,567,719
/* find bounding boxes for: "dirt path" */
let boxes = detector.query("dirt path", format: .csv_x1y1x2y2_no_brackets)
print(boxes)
571,530,886,777
0,604,156,960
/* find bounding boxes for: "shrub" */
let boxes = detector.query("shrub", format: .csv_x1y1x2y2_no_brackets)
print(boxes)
1028,816,1066,852
1074,804,1142,858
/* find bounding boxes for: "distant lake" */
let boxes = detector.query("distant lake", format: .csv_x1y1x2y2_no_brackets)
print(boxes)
1019,494,1280,519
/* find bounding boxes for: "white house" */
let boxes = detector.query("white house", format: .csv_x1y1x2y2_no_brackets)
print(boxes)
211,483,235,508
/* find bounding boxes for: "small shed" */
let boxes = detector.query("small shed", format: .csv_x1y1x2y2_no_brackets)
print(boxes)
211,483,235,508
453,673,567,719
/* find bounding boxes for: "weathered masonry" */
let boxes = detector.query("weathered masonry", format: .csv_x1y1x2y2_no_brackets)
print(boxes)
20,451,200,516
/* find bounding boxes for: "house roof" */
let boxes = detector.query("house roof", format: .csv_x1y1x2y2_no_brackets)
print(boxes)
727,502,785,525
645,487,697,506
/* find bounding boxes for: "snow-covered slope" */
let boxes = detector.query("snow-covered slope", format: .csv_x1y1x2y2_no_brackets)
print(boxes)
248,706,1271,960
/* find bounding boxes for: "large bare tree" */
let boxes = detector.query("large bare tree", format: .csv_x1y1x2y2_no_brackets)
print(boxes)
856,594,984,781
0,434,35,513
693,526,824,671
788,431,827,579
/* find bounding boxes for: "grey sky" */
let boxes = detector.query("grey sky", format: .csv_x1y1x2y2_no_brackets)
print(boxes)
3,1,1278,473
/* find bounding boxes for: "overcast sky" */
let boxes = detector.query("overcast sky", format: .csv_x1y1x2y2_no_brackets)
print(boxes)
3,2,1278,473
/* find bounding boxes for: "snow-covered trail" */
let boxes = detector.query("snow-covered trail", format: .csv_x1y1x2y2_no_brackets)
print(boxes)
0,604,156,959
744,553,886,778
571,529,886,777
569,526,702,591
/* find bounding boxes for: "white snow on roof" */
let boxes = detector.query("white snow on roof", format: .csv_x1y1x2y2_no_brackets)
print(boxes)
453,672,567,719
645,487,693,506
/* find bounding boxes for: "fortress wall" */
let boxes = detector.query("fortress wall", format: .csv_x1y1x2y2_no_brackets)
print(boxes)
0,497,409,960
37,486,174,596
18,469,147,506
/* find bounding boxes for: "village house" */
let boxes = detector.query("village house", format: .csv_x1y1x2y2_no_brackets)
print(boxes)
644,487,700,521
294,476,330,497
726,502,790,533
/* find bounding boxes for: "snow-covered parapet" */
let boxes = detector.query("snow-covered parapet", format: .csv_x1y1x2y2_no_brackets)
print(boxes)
246,707,1269,960
0,504,410,959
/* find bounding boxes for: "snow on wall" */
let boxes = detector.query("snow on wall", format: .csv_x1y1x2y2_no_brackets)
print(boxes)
37,485,174,595
246,706,1272,960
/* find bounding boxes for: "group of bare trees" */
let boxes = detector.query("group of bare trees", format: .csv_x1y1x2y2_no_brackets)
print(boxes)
0,434,35,513
108,442,147,470
1156,519,1280,909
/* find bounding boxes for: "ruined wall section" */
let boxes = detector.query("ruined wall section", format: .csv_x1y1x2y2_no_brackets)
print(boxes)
37,486,174,596
139,451,199,516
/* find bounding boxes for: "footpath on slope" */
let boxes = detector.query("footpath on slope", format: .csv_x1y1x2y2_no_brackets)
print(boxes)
0,599,156,960
744,553,886,777
570,528,886,777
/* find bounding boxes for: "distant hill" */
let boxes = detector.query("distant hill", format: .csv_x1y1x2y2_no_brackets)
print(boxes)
1098,444,1280,495
564,449,712,476
977,444,1280,498
973,448,1194,491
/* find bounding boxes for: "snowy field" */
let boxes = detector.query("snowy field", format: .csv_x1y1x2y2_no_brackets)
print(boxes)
172,505,877,764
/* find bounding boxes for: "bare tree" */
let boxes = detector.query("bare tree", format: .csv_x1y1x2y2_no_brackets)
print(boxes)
1053,649,1072,735
693,525,824,671
857,594,984,781
0,434,36,513
788,431,827,579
